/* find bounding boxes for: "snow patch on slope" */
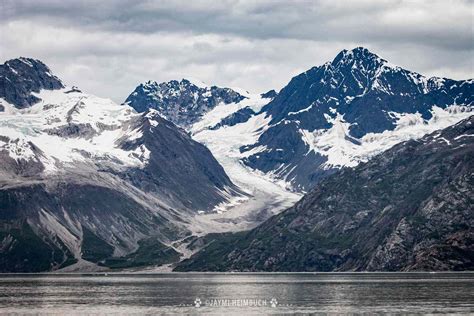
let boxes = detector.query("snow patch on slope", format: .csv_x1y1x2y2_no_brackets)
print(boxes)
190,93,269,134
0,137,36,162
301,105,472,169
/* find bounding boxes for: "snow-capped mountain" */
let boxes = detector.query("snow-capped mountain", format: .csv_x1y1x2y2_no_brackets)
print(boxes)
241,47,473,190
124,79,246,129
0,58,243,272
130,47,473,193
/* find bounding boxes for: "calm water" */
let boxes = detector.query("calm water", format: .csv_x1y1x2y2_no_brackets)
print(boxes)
0,273,473,315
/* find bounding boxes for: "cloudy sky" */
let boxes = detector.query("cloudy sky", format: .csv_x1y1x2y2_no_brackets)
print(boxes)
1,0,473,103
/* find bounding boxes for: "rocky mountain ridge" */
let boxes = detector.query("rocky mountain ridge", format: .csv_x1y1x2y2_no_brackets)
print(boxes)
124,78,246,128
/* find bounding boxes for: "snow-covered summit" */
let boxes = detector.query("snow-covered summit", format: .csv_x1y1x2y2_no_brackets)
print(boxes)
238,47,474,190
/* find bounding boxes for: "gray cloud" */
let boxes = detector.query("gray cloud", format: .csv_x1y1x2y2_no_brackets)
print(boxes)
1,0,473,103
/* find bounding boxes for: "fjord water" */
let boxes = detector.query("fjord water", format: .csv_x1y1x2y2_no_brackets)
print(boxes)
1,273,473,314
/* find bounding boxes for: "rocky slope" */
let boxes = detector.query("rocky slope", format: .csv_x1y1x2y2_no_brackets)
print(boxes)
175,116,474,272
0,58,242,272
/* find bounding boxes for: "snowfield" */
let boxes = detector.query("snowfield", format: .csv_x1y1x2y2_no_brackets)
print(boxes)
300,105,473,169
0,88,151,174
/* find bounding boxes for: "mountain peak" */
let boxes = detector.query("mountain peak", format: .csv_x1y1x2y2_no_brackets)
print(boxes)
143,79,158,86
180,77,208,88
0,57,64,109
124,78,246,128
4,57,63,80
350,46,378,56
330,47,387,69
6,57,46,69
138,78,210,93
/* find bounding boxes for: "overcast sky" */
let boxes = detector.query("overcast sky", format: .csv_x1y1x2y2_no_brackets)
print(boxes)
1,0,473,103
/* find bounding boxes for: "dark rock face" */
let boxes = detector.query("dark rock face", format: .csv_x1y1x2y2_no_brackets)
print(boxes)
124,79,246,128
117,111,241,211
240,120,333,191
242,47,474,190
0,57,63,109
210,107,256,130
45,123,96,138
175,116,474,272
260,89,277,99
